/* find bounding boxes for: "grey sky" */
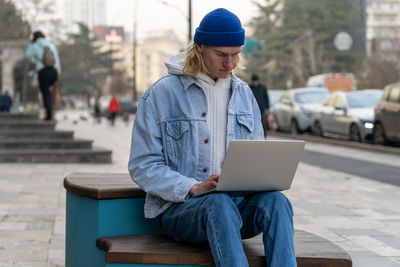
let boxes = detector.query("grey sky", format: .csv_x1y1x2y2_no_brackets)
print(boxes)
107,0,261,41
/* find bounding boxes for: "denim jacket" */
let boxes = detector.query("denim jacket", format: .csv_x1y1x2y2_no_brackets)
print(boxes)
128,73,264,218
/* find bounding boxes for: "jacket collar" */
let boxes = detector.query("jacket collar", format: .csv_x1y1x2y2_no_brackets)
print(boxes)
179,75,197,92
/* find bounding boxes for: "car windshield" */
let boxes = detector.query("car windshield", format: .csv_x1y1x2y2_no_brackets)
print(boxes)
269,91,284,106
294,91,330,104
346,92,382,108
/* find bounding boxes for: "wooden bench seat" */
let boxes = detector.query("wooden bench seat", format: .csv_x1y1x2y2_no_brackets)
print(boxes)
64,172,352,267
97,231,352,266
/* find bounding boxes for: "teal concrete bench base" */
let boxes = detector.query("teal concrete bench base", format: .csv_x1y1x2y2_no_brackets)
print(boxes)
65,192,160,267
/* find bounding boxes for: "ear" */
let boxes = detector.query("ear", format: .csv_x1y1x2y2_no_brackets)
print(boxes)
196,44,204,53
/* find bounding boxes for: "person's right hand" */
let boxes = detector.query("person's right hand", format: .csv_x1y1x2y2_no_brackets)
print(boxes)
190,174,220,196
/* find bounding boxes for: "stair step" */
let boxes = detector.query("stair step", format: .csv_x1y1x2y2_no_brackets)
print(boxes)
0,130,74,139
0,120,55,130
0,113,39,120
0,139,92,149
0,148,112,163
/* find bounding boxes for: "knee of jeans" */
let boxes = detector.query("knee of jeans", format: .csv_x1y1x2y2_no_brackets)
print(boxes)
259,192,293,216
202,194,242,224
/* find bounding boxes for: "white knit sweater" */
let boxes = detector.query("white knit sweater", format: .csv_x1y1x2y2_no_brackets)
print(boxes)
196,73,231,175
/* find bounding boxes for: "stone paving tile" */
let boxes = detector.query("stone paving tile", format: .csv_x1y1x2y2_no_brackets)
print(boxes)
0,230,51,242
329,228,392,238
0,192,20,200
349,255,400,267
0,222,27,231
0,240,48,262
26,222,54,231
46,249,64,267
49,234,64,250
0,263,44,267
376,237,400,251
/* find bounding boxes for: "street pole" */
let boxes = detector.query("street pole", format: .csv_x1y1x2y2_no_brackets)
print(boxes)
188,0,192,43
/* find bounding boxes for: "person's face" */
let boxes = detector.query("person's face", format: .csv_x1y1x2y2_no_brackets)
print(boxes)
197,45,242,79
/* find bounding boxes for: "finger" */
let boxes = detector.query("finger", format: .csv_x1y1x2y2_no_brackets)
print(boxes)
203,180,218,189
209,175,219,182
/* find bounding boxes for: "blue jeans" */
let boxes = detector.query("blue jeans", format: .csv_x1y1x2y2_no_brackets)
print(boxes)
160,192,296,267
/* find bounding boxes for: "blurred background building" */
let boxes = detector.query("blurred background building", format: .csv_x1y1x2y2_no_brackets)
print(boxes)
366,0,400,55
62,0,107,35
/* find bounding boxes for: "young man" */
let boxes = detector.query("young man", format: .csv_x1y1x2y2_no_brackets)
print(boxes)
25,31,61,120
128,8,296,267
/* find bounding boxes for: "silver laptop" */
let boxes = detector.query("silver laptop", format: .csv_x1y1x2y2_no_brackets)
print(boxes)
195,140,305,196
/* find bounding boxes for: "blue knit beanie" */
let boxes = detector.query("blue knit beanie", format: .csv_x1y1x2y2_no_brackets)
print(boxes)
194,8,245,47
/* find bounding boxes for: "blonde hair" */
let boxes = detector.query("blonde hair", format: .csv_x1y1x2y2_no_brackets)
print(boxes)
183,42,242,77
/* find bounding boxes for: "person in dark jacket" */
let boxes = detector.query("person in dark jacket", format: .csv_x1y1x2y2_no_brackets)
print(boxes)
0,91,13,112
249,74,270,134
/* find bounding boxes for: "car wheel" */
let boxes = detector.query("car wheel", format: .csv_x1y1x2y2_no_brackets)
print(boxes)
314,121,324,137
373,122,387,145
349,124,361,142
290,119,300,135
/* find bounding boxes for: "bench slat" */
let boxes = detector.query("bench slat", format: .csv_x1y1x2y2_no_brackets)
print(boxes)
64,172,145,199
97,230,352,266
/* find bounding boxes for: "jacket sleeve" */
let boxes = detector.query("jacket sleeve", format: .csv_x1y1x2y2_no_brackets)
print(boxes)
25,43,36,60
128,95,199,202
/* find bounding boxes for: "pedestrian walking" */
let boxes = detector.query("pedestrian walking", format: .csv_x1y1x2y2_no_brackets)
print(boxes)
108,94,120,126
25,31,61,120
249,74,270,135
0,90,13,112
93,94,102,124
128,8,296,267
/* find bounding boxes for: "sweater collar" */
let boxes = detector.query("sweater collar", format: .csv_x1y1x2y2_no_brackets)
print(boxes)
179,73,241,92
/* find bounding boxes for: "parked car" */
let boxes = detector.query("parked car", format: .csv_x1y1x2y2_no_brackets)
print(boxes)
271,87,330,134
311,90,382,142
266,90,285,131
374,82,400,145
269,89,285,107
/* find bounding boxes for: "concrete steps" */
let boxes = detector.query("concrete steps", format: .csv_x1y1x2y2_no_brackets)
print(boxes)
0,129,74,140
0,139,93,149
0,120,55,130
0,113,39,120
0,113,112,163
0,148,111,163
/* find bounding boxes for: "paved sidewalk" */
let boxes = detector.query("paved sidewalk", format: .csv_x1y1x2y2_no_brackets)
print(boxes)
0,109,399,266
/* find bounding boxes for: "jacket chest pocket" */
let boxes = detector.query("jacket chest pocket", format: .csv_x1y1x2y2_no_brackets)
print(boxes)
165,120,190,160
236,114,254,139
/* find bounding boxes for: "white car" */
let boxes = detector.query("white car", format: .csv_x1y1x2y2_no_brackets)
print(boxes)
271,87,330,134
312,90,382,142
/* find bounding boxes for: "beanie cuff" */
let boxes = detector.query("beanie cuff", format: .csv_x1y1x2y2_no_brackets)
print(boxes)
194,29,245,47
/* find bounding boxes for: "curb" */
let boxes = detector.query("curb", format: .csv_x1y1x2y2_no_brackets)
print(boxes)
268,132,400,156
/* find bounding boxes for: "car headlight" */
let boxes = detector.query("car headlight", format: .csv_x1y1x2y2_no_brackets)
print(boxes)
363,122,373,129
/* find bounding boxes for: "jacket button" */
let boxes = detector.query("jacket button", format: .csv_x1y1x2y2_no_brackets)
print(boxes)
202,112,206,117
203,168,207,173
204,139,209,144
